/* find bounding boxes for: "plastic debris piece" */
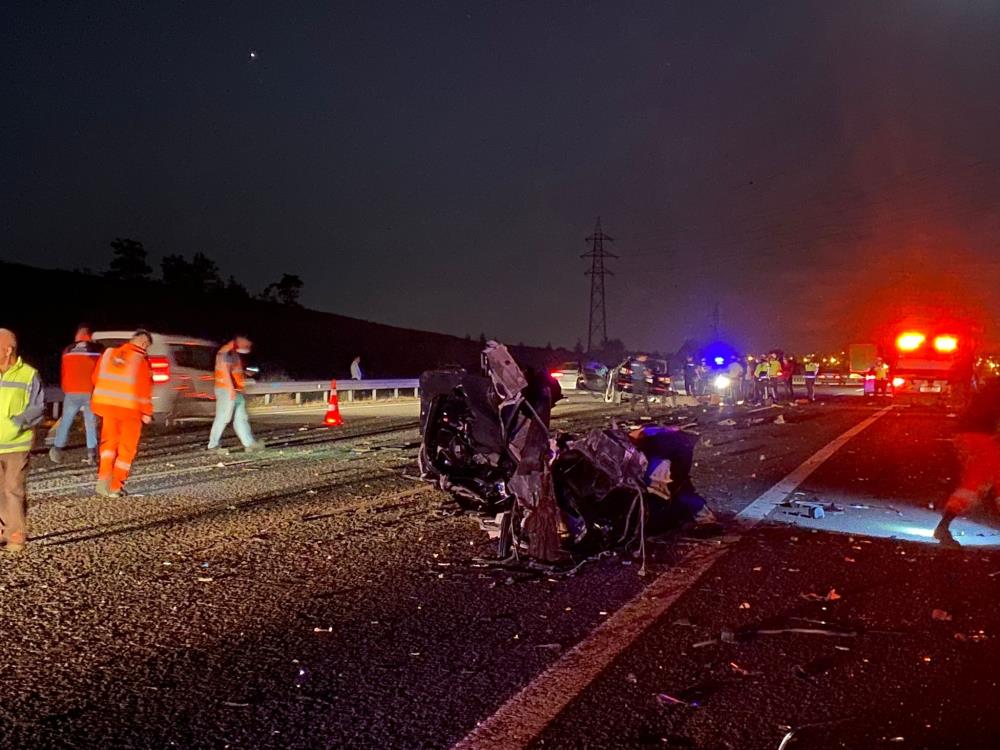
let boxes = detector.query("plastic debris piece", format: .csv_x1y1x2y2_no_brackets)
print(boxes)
196,576,214,583
739,601,751,609
656,692,687,706
773,415,786,425
313,627,333,633
931,609,953,622
719,419,737,426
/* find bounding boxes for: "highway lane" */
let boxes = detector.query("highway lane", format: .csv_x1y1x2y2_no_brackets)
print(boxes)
4,397,985,749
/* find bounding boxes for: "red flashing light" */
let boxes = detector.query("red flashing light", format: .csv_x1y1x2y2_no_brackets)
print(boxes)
896,332,925,351
892,377,905,388
149,355,171,384
933,335,958,353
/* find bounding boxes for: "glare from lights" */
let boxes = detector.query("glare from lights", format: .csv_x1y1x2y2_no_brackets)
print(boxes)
934,335,958,353
714,356,725,366
713,374,731,390
897,332,926,351
892,377,905,388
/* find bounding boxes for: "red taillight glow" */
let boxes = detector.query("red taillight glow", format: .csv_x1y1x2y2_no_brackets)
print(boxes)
149,355,171,383
892,377,905,388
896,332,926,351
550,371,563,379
933,335,958,353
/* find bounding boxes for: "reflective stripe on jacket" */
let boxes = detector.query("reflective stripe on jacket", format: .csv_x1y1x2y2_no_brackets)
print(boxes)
0,357,44,455
214,342,246,392
805,363,820,376
91,343,153,417
61,339,104,394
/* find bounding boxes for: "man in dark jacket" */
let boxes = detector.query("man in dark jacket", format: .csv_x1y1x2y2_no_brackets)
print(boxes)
934,379,1000,546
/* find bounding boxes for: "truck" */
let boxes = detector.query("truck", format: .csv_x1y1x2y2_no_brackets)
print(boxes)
883,321,976,407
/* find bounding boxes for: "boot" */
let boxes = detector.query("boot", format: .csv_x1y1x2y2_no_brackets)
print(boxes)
86,449,97,466
933,511,960,548
49,446,64,464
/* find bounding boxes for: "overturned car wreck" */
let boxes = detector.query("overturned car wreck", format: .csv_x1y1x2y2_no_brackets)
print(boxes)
419,342,719,564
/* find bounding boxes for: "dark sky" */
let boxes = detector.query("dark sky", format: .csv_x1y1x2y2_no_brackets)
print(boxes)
4,1,1000,353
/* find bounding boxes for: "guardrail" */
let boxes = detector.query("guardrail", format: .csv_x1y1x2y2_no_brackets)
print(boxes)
245,379,420,405
44,378,420,417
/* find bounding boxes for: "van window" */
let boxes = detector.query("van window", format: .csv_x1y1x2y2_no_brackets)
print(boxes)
169,345,216,372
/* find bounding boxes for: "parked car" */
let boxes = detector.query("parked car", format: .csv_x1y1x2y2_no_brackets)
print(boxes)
550,361,609,392
91,331,219,423
605,354,671,403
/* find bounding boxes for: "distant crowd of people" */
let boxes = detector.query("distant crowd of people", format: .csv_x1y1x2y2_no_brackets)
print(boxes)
680,352,823,405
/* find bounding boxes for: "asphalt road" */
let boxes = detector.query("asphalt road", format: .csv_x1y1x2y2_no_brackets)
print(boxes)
3,394,997,749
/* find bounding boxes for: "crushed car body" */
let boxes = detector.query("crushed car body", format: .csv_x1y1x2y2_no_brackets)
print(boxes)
419,342,719,563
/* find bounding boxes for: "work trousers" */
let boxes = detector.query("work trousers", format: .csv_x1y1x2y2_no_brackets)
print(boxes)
945,433,1000,516
54,392,98,450
99,416,143,492
0,451,29,541
208,388,256,449
805,376,816,401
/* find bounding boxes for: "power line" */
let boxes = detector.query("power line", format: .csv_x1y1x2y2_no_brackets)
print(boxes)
581,217,617,352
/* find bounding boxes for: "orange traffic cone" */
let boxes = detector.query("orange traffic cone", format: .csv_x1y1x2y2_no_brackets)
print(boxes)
324,379,344,427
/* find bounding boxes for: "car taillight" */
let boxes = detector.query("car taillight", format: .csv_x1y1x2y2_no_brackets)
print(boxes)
896,332,925,351
550,371,562,378
892,377,905,388
933,335,958,353
149,355,171,383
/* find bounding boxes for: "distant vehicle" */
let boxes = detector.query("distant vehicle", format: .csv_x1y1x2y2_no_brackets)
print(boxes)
550,361,608,392
605,354,671,403
92,331,219,423
848,343,878,376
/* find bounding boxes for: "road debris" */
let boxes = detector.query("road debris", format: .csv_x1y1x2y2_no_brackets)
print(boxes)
931,609,953,622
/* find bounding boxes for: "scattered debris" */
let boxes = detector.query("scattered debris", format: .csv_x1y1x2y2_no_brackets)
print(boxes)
773,415,786,425
931,609,953,622
800,588,842,602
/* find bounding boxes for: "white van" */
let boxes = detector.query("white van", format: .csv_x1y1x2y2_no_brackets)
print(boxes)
91,331,219,422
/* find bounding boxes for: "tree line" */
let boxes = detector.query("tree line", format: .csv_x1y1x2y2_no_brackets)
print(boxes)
105,238,304,306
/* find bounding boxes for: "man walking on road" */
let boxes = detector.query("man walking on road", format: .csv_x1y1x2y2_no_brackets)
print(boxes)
50,324,103,465
934,378,1000,547
92,330,154,498
208,335,264,453
0,329,45,552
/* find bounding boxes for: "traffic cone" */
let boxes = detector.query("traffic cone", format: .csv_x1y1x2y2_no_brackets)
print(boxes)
324,379,343,427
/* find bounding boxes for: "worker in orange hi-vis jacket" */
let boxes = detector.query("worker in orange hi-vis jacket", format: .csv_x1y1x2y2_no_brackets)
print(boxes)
91,330,154,498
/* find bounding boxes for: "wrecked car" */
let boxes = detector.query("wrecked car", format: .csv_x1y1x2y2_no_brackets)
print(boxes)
419,342,718,563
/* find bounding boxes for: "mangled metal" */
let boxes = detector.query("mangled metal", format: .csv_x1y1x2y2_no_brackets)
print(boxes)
419,341,719,563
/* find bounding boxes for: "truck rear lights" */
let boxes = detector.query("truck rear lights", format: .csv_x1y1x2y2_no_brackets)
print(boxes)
933,335,958,353
896,332,925,351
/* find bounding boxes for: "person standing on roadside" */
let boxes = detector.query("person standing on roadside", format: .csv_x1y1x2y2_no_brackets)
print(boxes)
630,354,652,415
804,357,820,401
50,324,103,465
0,329,45,552
784,355,798,401
766,352,783,403
92,330,154,498
683,355,697,397
208,335,264,454
350,355,364,381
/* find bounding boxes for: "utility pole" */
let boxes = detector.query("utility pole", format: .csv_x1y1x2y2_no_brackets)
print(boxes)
582,217,617,353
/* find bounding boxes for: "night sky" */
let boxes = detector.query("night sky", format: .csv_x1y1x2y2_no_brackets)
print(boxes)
4,1,1000,353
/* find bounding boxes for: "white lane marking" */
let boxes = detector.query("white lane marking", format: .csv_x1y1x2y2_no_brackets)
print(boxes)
736,404,893,521
451,404,894,750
